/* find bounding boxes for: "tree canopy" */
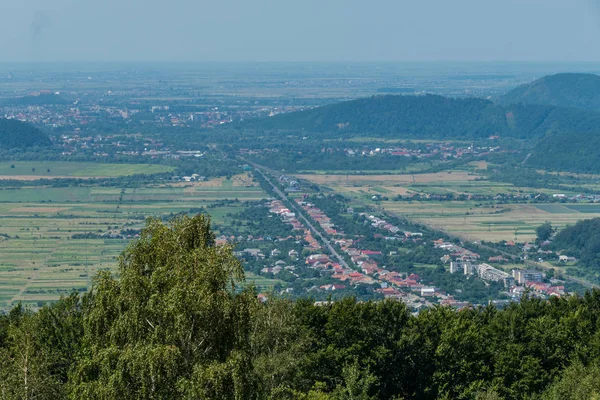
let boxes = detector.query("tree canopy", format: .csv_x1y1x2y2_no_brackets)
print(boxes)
3,215,600,399
0,118,52,149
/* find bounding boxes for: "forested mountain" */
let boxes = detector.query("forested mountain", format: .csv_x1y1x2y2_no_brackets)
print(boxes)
240,94,510,139
0,118,52,149
498,73,600,110
229,91,600,173
527,130,600,173
3,214,600,399
234,93,600,141
551,218,600,270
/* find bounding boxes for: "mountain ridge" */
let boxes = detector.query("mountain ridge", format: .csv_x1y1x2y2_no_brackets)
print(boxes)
498,73,600,110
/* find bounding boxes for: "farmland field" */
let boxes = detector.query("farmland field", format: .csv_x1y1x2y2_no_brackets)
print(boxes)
378,201,600,242
563,204,600,213
0,161,174,179
0,173,266,310
296,171,521,198
295,170,600,242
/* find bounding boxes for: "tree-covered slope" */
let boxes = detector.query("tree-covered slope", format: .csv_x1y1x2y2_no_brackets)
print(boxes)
499,73,600,110
551,218,600,270
527,130,600,173
0,118,52,149
234,93,600,142
242,94,510,139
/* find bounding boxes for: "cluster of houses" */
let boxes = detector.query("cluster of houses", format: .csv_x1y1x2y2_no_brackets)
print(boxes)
268,200,321,250
249,196,571,305
171,173,207,182
342,142,501,161
434,239,481,263
296,199,340,235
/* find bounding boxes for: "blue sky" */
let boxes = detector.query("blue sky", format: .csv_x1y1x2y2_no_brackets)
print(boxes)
2,0,600,62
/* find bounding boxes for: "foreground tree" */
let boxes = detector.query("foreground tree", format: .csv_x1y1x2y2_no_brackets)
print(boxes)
68,215,257,399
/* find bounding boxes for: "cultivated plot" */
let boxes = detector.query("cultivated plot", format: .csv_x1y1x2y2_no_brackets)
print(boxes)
0,173,266,310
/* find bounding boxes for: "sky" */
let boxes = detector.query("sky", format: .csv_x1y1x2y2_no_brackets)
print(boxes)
1,0,600,62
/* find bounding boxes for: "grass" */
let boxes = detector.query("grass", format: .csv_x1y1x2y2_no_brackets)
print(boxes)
0,161,174,178
564,204,600,213
535,204,579,214
0,173,267,310
244,272,284,291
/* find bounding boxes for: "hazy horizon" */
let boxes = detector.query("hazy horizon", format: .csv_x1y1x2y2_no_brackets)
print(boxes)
2,0,600,63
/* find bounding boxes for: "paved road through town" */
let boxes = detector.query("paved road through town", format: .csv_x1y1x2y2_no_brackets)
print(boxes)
250,163,352,270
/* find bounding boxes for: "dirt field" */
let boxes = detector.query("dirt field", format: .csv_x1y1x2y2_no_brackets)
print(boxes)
10,207,70,213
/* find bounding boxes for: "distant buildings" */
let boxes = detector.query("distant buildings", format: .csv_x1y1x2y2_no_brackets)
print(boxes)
512,269,544,285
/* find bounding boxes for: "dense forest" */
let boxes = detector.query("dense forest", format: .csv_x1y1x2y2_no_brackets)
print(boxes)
219,90,600,174
237,95,510,139
552,218,600,272
230,93,600,141
3,214,600,399
498,73,600,110
0,118,52,149
526,129,600,173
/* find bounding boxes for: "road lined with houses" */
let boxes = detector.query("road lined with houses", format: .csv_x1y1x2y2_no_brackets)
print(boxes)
250,162,352,271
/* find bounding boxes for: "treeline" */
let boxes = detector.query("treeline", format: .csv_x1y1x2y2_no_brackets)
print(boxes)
3,214,600,399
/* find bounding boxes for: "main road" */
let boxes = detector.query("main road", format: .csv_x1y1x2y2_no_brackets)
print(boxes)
250,162,352,271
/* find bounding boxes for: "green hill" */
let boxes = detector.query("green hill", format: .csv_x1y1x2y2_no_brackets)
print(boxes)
242,94,510,139
237,93,600,141
230,91,600,173
0,119,52,149
499,73,600,110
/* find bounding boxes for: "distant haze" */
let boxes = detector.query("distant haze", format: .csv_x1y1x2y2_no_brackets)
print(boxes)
2,0,600,62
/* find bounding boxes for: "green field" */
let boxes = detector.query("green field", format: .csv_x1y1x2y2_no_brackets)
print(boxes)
0,161,174,178
534,204,579,214
0,173,266,310
564,204,600,213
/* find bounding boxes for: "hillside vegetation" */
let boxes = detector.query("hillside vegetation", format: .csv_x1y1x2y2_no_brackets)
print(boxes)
3,214,600,399
0,118,52,149
241,94,510,139
499,73,600,110
552,217,600,271
237,93,600,141
230,89,600,174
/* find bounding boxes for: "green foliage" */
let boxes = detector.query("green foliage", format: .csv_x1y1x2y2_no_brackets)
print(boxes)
0,118,52,149
540,362,600,400
536,222,553,242
552,218,600,270
498,73,600,110
68,214,256,399
527,128,600,173
239,94,509,139
8,216,600,398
